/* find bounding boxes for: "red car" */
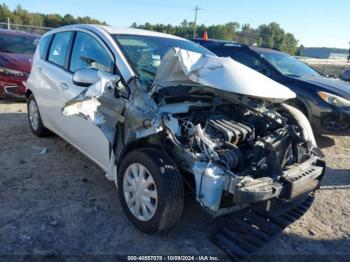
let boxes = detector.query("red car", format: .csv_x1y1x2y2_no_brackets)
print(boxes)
0,29,40,100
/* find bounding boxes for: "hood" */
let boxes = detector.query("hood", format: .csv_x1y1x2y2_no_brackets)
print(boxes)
0,52,33,73
293,75,350,99
152,48,296,103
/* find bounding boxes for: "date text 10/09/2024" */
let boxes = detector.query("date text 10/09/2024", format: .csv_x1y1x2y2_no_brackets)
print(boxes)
127,256,220,261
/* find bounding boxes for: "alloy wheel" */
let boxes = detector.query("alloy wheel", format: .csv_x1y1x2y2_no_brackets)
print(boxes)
29,99,39,131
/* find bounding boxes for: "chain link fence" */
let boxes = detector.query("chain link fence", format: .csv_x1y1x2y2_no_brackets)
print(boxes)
299,57,350,77
0,22,53,35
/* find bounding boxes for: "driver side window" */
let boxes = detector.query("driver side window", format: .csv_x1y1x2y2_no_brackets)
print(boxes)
69,32,113,74
231,50,271,76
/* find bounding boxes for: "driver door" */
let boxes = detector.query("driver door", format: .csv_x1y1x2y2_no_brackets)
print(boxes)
58,31,119,171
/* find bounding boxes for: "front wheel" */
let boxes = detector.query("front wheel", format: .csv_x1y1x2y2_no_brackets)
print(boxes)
118,148,184,233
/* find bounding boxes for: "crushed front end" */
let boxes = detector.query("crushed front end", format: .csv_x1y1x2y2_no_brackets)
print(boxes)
157,92,325,215
62,47,326,217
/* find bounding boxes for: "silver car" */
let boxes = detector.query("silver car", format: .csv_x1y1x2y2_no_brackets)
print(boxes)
26,24,325,233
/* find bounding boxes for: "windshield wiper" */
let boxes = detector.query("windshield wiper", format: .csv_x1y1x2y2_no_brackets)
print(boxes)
140,66,156,76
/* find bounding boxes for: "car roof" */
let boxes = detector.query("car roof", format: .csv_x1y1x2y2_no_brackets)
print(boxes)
193,38,243,47
97,25,184,39
0,29,40,38
249,46,283,54
193,38,284,54
48,24,185,40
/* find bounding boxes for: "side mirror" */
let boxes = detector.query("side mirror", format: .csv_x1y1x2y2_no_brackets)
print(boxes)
73,68,100,87
339,71,350,82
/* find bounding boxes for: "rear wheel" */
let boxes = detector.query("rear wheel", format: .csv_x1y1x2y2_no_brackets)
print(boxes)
27,94,50,137
118,148,184,233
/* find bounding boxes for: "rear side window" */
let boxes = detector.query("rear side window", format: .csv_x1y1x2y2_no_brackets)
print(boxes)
69,32,113,73
48,32,72,67
39,35,52,60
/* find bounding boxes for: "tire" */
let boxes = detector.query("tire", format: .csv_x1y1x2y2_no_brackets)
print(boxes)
118,148,184,233
27,94,50,137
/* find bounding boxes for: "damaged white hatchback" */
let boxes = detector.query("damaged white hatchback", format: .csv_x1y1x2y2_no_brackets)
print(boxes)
26,25,325,233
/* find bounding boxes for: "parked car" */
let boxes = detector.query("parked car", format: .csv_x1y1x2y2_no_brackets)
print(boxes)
193,39,350,131
339,68,350,82
0,29,40,100
26,25,325,233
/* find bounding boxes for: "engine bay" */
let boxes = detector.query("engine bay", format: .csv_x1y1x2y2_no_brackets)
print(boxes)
158,93,324,213
167,99,308,174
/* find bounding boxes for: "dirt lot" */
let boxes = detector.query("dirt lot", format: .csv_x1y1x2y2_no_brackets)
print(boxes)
1,99,350,259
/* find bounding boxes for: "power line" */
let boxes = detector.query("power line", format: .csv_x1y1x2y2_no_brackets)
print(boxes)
193,5,202,38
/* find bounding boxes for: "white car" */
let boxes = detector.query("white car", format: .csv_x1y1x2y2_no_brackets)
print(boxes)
26,24,325,233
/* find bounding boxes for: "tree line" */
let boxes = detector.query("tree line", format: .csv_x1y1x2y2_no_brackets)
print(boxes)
1,4,300,55
133,20,299,55
0,4,106,28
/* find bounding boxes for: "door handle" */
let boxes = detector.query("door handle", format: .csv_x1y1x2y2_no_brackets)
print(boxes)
59,82,69,90
37,67,43,74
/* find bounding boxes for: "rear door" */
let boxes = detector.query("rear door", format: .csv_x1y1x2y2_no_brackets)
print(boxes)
35,31,74,134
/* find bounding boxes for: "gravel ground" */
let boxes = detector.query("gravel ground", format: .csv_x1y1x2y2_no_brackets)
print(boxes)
0,99,349,260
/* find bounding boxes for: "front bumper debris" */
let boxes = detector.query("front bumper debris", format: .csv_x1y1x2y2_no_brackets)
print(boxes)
231,156,325,205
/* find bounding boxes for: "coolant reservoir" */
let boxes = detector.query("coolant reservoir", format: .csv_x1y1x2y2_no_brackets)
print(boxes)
193,162,225,211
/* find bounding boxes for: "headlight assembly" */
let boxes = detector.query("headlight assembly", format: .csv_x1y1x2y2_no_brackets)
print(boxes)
0,67,25,77
318,91,350,107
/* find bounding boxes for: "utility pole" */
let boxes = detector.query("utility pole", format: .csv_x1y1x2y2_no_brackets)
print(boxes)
7,17,10,30
193,5,201,38
348,41,350,63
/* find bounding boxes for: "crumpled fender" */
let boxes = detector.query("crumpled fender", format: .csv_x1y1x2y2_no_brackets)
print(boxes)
281,103,317,147
62,71,126,144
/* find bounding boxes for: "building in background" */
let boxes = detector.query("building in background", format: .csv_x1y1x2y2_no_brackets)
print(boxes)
329,53,348,61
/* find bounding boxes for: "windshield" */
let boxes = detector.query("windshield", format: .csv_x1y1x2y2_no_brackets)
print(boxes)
260,52,319,77
0,33,39,55
112,34,212,86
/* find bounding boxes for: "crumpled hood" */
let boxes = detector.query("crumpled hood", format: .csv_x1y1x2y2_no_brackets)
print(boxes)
152,48,296,103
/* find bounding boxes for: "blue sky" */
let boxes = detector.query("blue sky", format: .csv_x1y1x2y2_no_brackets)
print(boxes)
3,0,350,48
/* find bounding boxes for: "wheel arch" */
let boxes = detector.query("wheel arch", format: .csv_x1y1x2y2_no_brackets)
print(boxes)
115,135,164,168
25,89,33,99
287,98,310,119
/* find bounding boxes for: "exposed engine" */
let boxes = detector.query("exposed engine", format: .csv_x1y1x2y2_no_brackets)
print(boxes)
160,97,323,213
173,102,303,178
